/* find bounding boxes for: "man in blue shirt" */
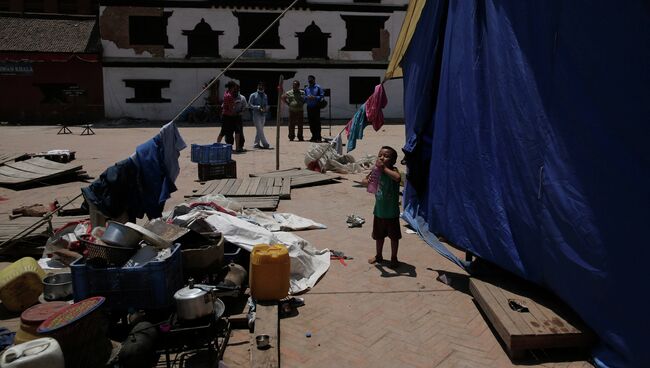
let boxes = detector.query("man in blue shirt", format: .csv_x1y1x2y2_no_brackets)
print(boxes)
304,75,325,142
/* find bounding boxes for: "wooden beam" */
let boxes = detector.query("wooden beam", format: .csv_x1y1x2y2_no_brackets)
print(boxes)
251,302,279,368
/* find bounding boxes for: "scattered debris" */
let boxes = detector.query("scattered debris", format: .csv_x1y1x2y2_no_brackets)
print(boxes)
11,204,52,219
346,214,365,228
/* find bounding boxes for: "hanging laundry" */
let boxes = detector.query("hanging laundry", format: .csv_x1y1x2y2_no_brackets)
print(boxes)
346,104,368,152
365,84,388,131
332,132,343,155
159,121,187,181
133,123,187,219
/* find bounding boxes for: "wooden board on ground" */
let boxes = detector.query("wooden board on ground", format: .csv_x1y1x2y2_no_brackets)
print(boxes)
0,153,28,166
250,168,340,189
186,178,288,199
0,215,88,243
0,157,83,188
250,302,279,368
0,215,88,257
469,276,596,359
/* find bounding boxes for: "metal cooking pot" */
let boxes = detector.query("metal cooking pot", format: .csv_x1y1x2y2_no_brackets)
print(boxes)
101,221,142,248
173,279,225,321
42,273,73,301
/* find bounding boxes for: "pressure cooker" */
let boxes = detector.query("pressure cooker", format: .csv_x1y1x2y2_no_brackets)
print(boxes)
173,279,227,321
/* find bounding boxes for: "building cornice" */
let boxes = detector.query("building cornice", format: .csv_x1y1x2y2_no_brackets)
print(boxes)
99,0,407,13
103,57,389,69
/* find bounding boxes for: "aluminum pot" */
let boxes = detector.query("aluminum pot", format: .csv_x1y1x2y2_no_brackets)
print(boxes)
42,273,73,301
101,221,142,248
173,280,225,321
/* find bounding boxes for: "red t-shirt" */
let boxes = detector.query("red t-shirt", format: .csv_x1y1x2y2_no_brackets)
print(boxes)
222,90,235,116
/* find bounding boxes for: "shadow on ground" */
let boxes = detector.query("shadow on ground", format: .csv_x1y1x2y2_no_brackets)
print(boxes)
375,261,416,278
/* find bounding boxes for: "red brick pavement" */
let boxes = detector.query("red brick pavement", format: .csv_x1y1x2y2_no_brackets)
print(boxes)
0,126,592,368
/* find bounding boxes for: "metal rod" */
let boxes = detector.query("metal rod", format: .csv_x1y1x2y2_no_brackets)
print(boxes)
276,75,284,170
0,192,83,250
170,0,301,124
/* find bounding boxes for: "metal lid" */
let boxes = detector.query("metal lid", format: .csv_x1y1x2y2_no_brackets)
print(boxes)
174,285,209,300
21,302,70,325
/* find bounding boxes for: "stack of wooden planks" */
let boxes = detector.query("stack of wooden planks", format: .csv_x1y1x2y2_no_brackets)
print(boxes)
250,167,341,188
186,168,341,211
0,157,88,189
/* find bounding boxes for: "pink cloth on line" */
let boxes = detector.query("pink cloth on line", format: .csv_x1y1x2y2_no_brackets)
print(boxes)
365,84,388,131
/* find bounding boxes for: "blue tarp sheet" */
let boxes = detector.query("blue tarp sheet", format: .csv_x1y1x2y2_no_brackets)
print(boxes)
400,1,650,367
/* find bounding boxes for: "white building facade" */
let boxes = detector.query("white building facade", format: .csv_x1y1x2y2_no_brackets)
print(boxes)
100,0,407,121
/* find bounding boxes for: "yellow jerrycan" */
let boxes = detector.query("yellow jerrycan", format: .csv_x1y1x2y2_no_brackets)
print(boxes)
249,244,290,301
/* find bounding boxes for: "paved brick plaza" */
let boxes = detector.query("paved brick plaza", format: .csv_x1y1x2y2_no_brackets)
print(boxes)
0,124,591,367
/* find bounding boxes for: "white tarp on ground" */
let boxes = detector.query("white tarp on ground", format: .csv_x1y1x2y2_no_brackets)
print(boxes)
172,209,330,294
242,208,327,232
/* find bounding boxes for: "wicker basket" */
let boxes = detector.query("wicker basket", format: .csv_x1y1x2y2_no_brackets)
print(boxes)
78,234,137,266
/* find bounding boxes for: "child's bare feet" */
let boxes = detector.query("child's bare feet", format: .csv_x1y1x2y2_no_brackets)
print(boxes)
389,258,399,269
368,255,383,264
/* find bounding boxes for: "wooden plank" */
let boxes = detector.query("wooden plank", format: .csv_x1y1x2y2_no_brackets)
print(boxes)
247,177,262,196
470,278,519,351
236,179,253,196
264,178,275,195
271,178,281,196
290,173,340,188
219,179,237,196
0,153,28,166
212,179,230,195
27,157,79,170
250,302,279,368
279,178,291,199
249,167,301,178
0,166,43,179
483,280,537,339
226,179,244,196
255,178,269,195
470,276,595,358
0,215,88,243
0,158,82,187
198,181,218,196
4,161,60,175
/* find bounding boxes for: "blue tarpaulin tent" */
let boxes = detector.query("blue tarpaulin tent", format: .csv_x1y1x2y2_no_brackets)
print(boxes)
393,1,650,367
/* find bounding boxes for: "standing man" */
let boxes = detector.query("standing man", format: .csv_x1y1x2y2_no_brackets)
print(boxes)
232,83,247,152
217,81,237,145
304,75,324,142
282,80,305,141
248,81,270,149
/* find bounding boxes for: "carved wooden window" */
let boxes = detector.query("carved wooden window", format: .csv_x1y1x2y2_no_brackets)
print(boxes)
340,15,388,51
295,21,330,60
124,80,171,103
182,19,224,58
129,13,172,47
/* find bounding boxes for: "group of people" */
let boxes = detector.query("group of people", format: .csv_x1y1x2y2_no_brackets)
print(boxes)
282,75,326,143
216,75,327,153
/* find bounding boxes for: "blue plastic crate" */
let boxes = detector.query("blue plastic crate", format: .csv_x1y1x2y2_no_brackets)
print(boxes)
70,244,183,312
191,143,232,164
